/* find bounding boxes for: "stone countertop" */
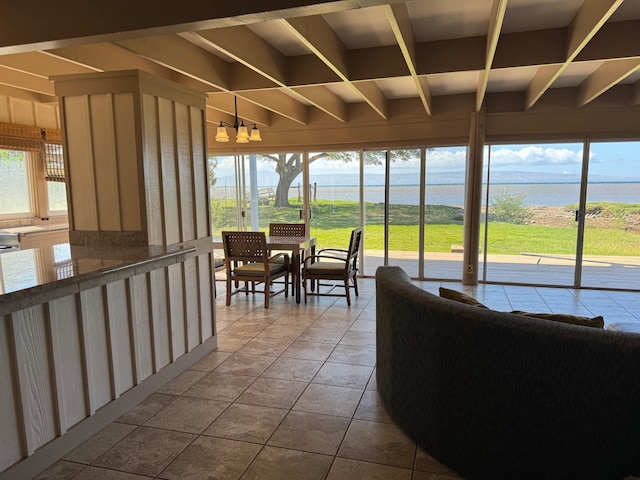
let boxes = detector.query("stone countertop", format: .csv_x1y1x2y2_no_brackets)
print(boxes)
0,242,196,316
0,224,69,236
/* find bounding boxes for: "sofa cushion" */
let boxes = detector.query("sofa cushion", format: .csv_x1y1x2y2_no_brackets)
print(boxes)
439,287,487,308
510,311,604,329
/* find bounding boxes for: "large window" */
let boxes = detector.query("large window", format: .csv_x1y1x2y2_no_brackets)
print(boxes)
479,141,639,290
46,181,68,213
44,142,67,214
207,140,639,291
0,143,68,220
0,149,33,217
480,142,583,286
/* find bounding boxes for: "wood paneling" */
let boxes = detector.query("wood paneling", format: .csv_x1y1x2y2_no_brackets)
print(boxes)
9,98,37,127
0,315,22,473
79,287,111,413
183,257,199,351
130,274,153,381
2,70,216,476
198,253,214,341
64,95,98,231
142,94,163,245
1,253,215,474
149,269,170,371
105,280,135,394
47,296,85,431
54,71,210,247
167,263,186,360
12,306,56,453
89,94,121,231
113,93,142,232
176,103,195,242
158,97,180,246
191,107,208,239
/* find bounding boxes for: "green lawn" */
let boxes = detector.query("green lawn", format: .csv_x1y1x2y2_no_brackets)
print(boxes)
211,199,640,256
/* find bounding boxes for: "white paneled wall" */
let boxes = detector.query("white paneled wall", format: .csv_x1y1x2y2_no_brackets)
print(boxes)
0,71,217,478
0,251,215,474
57,74,210,248
0,96,60,129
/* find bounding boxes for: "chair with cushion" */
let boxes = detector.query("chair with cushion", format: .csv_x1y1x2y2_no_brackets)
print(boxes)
302,226,362,306
222,231,290,308
269,223,307,295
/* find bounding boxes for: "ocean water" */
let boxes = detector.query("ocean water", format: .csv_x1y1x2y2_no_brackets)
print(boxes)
308,183,639,207
212,182,639,207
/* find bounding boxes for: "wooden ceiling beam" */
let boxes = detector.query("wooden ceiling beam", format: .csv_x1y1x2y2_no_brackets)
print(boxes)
115,35,231,90
0,65,54,95
291,85,347,122
46,43,214,93
385,3,432,116
578,58,640,107
241,89,308,125
0,51,94,78
187,27,288,86
284,15,388,119
525,0,624,110
206,93,271,126
0,0,405,54
477,0,508,112
189,26,348,122
0,84,46,102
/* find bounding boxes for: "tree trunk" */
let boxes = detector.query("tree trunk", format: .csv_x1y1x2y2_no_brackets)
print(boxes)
275,173,296,207
274,153,303,207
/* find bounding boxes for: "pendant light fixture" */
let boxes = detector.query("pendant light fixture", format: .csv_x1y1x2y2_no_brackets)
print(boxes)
215,96,262,143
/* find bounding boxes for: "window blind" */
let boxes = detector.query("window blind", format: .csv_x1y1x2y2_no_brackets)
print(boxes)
44,142,65,182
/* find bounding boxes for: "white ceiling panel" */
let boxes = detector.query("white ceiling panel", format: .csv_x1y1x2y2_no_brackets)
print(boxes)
248,20,312,57
428,71,480,96
408,0,492,42
376,76,418,99
325,83,366,103
487,66,538,93
553,61,604,89
323,6,397,49
501,0,583,33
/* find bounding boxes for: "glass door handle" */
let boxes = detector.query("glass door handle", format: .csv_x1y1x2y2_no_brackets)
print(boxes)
575,210,579,222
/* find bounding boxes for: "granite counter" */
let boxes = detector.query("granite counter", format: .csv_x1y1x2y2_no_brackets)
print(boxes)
0,242,195,316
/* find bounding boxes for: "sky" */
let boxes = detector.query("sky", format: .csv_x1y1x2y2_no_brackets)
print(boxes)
210,141,640,185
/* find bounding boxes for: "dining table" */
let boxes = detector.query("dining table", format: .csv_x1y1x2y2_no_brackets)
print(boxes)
213,235,316,304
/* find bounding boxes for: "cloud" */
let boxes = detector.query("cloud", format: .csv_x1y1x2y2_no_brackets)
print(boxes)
426,149,467,169
489,145,583,167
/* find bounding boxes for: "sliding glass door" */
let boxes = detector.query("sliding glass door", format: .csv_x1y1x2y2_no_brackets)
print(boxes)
481,143,583,286
362,149,422,277
209,153,304,236
308,151,360,261
580,141,640,289
209,142,639,290
209,154,246,237
424,146,467,279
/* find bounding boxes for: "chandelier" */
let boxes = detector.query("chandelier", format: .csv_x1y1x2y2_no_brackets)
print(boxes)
214,96,262,143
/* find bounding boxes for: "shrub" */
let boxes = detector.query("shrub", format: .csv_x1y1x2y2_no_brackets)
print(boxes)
490,188,533,224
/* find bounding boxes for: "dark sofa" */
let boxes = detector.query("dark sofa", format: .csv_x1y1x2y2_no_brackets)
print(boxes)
375,266,640,480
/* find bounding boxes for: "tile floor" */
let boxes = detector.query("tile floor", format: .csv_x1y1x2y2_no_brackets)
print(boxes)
35,278,640,480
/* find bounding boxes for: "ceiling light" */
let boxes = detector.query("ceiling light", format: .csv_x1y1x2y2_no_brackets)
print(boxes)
215,96,262,143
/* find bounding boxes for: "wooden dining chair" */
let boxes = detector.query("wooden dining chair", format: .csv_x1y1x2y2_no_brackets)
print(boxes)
302,226,362,306
269,223,306,237
269,223,307,295
222,231,290,308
